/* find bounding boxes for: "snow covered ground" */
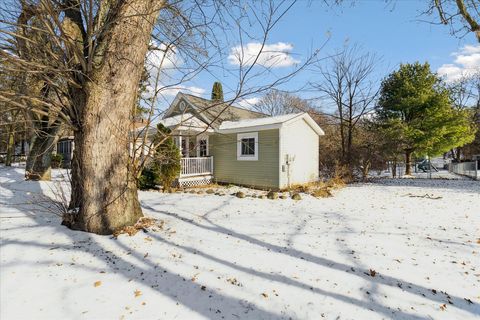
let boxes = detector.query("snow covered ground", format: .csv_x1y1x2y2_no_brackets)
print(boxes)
1,165,479,320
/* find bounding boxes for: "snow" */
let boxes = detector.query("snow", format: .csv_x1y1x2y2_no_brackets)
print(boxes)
1,165,479,319
219,113,303,130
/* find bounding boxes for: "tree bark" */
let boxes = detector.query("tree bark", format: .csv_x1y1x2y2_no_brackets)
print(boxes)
63,0,163,235
391,159,397,178
361,161,370,182
25,124,60,180
405,150,413,175
5,125,15,166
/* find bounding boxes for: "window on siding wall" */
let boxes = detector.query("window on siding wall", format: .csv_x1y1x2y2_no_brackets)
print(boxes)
199,139,208,157
237,132,258,161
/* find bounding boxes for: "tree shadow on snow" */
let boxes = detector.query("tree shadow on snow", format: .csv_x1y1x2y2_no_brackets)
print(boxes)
1,166,479,319
0,166,283,319
141,201,479,319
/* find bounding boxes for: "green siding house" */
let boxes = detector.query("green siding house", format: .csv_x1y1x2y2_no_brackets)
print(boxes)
151,92,324,189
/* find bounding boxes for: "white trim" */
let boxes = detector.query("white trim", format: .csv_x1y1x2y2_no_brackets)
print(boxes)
284,114,325,136
237,132,258,161
196,135,209,157
278,126,284,188
217,113,325,136
219,123,283,134
163,93,184,118
163,92,212,127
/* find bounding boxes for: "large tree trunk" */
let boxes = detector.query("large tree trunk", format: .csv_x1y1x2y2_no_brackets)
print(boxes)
25,124,60,180
405,149,413,176
5,125,15,166
63,0,163,235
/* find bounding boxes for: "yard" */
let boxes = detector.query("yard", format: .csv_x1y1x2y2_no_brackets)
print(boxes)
1,166,479,319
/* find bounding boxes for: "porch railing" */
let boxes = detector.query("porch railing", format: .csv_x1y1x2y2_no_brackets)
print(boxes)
180,157,213,177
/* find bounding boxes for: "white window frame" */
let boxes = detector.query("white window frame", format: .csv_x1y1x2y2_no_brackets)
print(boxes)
237,132,258,161
196,135,209,157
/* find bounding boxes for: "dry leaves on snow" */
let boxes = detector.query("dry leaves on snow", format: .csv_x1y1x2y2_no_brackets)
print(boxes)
113,218,164,238
93,281,102,287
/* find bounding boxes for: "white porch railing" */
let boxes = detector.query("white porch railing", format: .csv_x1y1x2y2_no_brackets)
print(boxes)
180,157,213,177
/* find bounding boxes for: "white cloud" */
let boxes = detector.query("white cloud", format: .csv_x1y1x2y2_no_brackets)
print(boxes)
143,41,206,100
146,42,179,73
438,44,480,82
228,42,300,68
235,97,260,109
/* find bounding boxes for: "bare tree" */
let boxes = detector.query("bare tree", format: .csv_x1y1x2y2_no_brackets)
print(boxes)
311,45,379,166
253,89,312,116
0,0,318,234
427,0,480,42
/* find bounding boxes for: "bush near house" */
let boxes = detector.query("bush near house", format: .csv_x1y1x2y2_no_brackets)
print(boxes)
137,124,181,192
51,153,63,169
138,167,158,190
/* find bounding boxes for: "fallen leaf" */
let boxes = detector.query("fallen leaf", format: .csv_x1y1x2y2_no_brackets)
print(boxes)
93,281,102,287
440,304,447,311
134,290,142,297
369,269,377,277
261,293,268,298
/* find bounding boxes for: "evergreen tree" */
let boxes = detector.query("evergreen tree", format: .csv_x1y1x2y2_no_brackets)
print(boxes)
211,82,224,101
153,123,181,192
376,62,476,175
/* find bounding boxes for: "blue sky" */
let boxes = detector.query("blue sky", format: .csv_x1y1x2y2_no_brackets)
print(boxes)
154,0,479,111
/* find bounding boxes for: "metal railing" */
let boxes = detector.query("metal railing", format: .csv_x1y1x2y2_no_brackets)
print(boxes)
180,157,213,177
449,161,479,180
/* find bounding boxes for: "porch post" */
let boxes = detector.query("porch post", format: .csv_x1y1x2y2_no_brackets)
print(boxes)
178,133,183,157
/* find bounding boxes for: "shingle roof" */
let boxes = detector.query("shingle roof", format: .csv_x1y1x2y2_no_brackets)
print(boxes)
182,93,266,128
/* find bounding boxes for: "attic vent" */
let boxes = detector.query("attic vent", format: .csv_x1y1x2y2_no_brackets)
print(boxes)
180,101,186,111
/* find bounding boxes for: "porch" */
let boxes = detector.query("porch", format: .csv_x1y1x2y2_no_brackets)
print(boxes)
180,156,214,178
178,156,214,187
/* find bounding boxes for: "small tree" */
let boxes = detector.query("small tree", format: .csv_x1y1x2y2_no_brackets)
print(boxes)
153,124,181,192
211,82,224,102
376,62,476,175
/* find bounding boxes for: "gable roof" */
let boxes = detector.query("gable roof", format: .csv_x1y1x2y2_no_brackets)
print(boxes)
218,112,325,136
158,113,214,132
164,92,265,129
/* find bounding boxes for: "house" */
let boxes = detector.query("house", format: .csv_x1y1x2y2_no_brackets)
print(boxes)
56,136,74,167
150,92,325,189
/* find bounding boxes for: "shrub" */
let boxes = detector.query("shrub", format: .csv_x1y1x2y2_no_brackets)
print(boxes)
137,167,158,190
154,124,181,192
51,153,63,168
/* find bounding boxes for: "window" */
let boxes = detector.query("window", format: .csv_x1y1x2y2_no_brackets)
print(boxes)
199,139,208,157
179,101,186,111
57,140,71,158
181,138,187,157
241,138,255,155
237,132,258,161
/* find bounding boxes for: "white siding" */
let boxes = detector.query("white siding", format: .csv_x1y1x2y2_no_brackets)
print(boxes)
279,118,319,188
